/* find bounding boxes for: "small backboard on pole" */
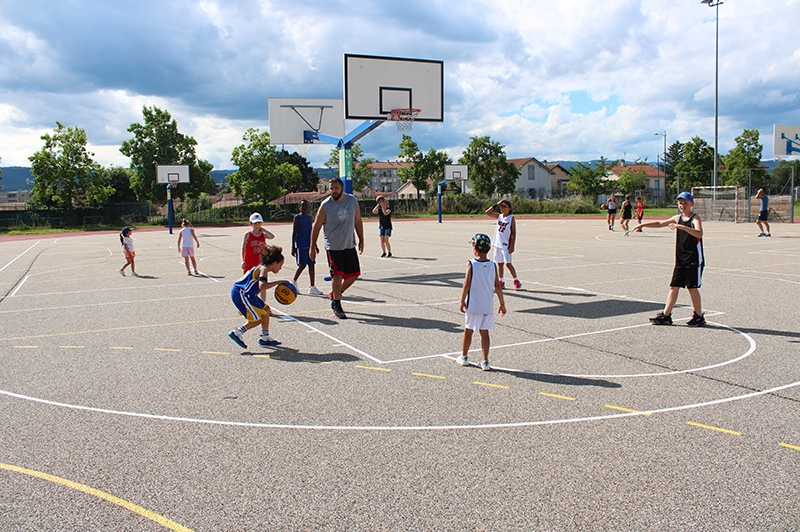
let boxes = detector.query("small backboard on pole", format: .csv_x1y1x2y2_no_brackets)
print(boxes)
444,164,468,181
156,165,190,184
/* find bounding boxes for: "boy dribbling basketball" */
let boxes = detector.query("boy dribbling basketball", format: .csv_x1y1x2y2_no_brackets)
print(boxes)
228,245,289,349
456,233,506,371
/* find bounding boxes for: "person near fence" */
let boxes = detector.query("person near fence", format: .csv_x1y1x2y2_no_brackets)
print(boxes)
485,199,521,289
119,226,138,277
177,218,201,276
756,188,771,237
371,195,393,257
241,212,275,273
606,193,617,231
633,191,706,327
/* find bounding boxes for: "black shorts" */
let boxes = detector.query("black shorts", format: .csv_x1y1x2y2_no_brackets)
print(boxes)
670,263,703,289
327,248,361,279
607,208,617,215
758,210,769,221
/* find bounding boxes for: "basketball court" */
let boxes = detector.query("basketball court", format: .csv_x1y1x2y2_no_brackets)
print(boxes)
1,216,799,530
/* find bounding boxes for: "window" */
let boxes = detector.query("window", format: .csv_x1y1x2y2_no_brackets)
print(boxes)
527,165,535,180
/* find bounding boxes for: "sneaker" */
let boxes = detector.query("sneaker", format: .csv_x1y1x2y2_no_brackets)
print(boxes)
308,286,323,296
131,272,140,277
479,359,491,371
258,334,281,346
387,253,392,258
766,233,771,237
513,279,522,290
686,312,707,327
500,280,505,289
624,230,630,237
381,252,387,258
187,271,193,276
289,279,297,288
649,312,673,326
119,269,125,276
194,270,200,276
456,355,469,366
228,330,247,349
332,300,348,319
757,232,766,237
610,226,614,231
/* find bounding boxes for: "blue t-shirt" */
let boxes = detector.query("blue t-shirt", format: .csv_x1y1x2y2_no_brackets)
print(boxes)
294,214,312,249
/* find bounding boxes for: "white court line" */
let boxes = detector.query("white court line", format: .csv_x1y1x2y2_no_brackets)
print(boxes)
1,380,797,432
0,240,40,272
0,293,226,315
8,276,29,298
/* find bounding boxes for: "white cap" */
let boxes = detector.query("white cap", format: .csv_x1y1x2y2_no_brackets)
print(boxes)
249,213,264,223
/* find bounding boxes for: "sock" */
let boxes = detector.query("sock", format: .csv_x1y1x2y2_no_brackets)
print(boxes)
499,278,504,283
260,329,269,337
237,325,247,334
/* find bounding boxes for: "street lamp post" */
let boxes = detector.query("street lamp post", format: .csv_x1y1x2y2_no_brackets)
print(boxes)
655,131,667,203
701,0,723,210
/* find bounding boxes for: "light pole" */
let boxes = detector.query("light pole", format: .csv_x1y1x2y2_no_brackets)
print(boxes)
655,131,667,203
701,0,722,200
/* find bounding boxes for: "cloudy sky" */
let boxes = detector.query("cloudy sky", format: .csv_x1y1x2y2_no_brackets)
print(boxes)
1,0,799,171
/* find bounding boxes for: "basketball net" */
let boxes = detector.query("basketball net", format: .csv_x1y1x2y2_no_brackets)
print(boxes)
389,108,421,132
295,143,310,159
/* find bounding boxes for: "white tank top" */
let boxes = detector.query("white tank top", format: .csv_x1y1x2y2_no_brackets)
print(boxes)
493,213,513,248
466,258,496,315
180,226,194,248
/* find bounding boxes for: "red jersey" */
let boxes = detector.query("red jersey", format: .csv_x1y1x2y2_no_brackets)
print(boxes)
243,230,267,272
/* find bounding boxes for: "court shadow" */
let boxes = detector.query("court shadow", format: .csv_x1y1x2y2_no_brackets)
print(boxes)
130,274,158,279
196,273,226,279
241,346,359,364
728,327,800,341
346,312,463,333
359,271,464,289
514,295,662,319
493,368,622,388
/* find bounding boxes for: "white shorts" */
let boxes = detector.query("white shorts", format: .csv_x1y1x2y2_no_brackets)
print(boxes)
465,311,494,331
493,246,512,264
181,247,195,258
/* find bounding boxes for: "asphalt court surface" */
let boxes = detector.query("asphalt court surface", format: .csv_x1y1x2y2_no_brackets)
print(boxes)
1,217,799,530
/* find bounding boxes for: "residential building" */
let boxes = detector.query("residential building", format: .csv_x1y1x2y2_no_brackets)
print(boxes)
606,163,666,204
0,190,31,203
366,161,412,193
544,162,572,196
507,157,553,199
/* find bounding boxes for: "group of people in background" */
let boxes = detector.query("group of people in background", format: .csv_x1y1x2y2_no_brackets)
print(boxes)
605,193,645,236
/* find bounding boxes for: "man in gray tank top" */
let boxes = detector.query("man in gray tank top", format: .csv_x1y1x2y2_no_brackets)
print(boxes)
309,178,364,319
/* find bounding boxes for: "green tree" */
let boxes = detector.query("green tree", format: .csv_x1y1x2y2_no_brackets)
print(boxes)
665,141,684,193
397,135,453,198
229,128,301,211
120,106,215,203
458,135,518,197
770,159,800,193
616,166,647,195
102,165,138,203
721,129,765,187
276,149,319,192
567,157,615,203
29,122,112,207
674,136,714,190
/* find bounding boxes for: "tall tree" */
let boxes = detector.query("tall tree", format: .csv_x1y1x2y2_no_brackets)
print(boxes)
120,106,214,203
458,135,518,197
567,157,614,203
397,135,453,198
665,141,684,193
674,136,714,190
722,129,765,187
769,159,800,193
29,122,112,207
229,128,301,211
276,149,319,192
102,165,138,203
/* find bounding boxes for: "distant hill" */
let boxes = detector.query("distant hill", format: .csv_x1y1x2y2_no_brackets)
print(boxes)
0,167,34,191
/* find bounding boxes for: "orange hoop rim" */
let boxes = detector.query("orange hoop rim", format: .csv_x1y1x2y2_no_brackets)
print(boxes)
388,108,421,121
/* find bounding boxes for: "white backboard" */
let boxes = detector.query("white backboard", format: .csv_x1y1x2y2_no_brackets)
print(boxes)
444,164,468,181
344,54,444,122
773,124,800,156
268,98,346,145
156,165,190,184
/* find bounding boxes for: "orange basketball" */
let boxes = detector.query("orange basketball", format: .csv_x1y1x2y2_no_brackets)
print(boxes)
274,282,298,305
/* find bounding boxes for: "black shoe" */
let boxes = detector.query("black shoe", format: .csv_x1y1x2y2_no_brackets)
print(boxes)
686,312,706,327
381,252,387,257
387,252,392,258
649,312,673,325
331,300,347,319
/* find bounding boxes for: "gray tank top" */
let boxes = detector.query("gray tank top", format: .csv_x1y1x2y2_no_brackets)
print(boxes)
321,194,358,250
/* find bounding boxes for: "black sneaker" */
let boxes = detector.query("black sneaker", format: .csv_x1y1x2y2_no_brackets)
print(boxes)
649,312,673,325
686,312,706,327
331,300,347,319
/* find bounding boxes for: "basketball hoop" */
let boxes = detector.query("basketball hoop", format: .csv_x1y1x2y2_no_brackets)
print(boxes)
388,108,421,132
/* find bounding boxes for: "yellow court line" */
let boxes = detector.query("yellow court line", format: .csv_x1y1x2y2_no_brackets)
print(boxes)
412,372,446,380
540,392,576,401
779,442,800,451
604,404,653,416
110,346,134,350
201,351,230,355
154,348,182,352
13,345,40,349
355,365,390,372
252,354,271,358
0,317,238,342
0,462,193,532
686,421,741,436
473,381,509,389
